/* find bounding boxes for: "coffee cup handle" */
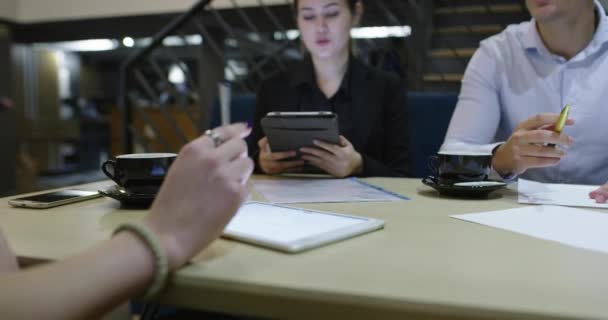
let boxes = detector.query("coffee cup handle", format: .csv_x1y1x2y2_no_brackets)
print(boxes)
427,155,440,176
102,160,120,184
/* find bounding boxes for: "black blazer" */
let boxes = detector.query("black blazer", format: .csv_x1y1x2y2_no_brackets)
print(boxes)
251,56,410,177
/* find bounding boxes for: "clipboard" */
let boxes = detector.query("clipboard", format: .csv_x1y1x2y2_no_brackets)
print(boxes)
223,202,385,253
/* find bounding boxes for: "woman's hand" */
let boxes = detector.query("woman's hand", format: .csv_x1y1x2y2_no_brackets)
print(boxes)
258,137,305,175
300,136,363,178
589,183,608,204
492,113,574,176
144,123,254,271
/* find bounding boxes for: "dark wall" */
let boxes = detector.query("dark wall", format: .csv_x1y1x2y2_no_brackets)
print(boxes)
12,13,181,43
0,24,17,196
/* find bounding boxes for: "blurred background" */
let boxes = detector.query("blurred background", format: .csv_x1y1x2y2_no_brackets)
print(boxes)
2,0,600,196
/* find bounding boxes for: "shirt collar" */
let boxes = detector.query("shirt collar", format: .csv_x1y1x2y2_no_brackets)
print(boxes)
522,20,542,52
523,0,608,53
591,0,608,46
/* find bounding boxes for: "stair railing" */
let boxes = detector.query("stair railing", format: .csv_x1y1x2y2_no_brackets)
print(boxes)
118,0,299,154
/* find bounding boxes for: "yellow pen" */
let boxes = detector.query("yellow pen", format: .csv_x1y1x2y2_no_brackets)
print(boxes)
549,104,570,148
554,104,570,134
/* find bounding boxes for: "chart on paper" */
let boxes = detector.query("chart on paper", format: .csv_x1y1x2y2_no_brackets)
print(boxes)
252,178,408,204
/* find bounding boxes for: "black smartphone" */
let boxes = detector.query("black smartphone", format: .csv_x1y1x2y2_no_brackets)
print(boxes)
9,190,102,209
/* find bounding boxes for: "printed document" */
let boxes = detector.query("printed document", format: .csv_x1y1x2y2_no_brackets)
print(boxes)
453,205,608,254
252,178,407,204
518,178,608,209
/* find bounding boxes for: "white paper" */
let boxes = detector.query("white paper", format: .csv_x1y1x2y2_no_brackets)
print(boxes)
452,205,608,254
252,178,407,204
518,178,608,209
225,203,369,244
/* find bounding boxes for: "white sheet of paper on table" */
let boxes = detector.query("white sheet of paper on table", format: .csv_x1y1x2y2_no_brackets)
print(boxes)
223,202,385,252
452,205,608,254
518,178,608,209
252,178,407,204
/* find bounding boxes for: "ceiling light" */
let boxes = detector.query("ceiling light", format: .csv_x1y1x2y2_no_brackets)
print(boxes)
37,39,119,52
122,37,135,47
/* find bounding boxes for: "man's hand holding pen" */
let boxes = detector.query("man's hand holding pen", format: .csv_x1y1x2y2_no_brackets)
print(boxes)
492,111,574,176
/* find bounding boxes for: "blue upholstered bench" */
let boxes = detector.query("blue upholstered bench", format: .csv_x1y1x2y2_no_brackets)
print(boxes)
406,92,458,178
211,94,257,148
211,92,458,178
210,93,257,128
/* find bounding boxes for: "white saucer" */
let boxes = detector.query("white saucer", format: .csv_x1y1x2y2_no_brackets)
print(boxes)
453,181,507,188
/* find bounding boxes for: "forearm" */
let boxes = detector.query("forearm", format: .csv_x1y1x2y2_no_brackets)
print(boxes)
441,45,501,150
0,231,154,320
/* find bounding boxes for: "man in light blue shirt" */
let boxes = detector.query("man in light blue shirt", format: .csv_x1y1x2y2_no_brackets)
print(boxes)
441,0,608,201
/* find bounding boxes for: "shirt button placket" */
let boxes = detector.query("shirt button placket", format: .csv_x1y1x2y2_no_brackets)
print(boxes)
555,64,568,184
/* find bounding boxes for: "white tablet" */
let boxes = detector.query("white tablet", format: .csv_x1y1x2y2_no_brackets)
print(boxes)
223,202,385,253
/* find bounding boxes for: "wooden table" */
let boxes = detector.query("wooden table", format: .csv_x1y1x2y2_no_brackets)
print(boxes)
1,177,607,319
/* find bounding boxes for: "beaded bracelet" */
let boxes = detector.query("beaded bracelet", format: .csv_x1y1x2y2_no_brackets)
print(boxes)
114,222,169,299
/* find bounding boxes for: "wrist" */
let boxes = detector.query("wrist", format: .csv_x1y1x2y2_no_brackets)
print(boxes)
143,220,182,272
114,222,170,299
491,144,513,176
351,152,364,175
114,231,156,279
257,155,266,173
491,145,520,182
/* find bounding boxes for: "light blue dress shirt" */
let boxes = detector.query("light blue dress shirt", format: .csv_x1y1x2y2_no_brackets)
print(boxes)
441,0,608,185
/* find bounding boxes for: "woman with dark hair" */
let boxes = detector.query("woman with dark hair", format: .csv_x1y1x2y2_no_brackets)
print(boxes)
251,0,410,178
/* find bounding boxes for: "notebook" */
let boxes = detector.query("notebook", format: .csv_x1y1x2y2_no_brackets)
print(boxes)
223,202,385,253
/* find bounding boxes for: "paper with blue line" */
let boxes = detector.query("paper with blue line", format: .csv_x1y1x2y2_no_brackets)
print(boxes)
252,178,409,204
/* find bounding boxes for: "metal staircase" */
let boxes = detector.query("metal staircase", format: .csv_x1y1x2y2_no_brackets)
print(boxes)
118,0,300,154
